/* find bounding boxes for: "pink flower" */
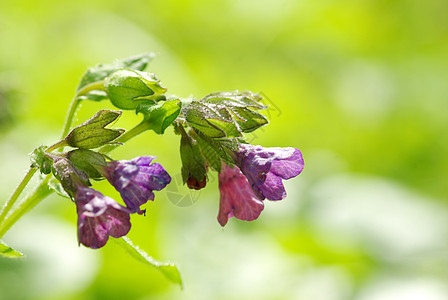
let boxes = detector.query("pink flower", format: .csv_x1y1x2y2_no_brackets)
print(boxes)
217,163,264,226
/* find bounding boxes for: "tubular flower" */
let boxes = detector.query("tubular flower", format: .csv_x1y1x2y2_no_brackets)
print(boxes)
75,185,131,249
235,144,304,201
217,163,264,226
100,156,171,214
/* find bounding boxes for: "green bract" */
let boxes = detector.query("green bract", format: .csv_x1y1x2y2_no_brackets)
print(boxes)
105,69,167,110
137,99,182,134
179,127,207,184
30,146,53,174
67,149,107,180
184,91,268,139
65,110,124,149
50,155,90,197
195,134,234,172
77,53,154,91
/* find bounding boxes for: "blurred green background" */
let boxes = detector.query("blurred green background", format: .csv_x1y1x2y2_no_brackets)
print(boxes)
1,0,448,299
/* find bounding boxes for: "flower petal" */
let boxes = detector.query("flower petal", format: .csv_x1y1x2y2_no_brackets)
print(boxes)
218,164,264,226
269,148,304,179
103,156,171,214
75,186,131,249
258,172,287,201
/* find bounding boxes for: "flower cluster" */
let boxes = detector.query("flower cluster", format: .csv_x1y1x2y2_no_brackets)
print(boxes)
78,157,170,248
52,153,171,249
217,144,304,226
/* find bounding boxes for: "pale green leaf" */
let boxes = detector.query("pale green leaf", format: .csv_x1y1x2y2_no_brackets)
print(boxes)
0,240,24,258
113,237,183,289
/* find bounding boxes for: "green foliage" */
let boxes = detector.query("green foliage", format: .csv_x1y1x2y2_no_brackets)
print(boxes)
184,91,268,139
65,110,124,149
105,70,167,110
67,149,107,180
195,134,234,172
113,237,183,289
0,240,24,258
137,99,182,134
30,146,53,174
179,127,207,183
77,53,154,92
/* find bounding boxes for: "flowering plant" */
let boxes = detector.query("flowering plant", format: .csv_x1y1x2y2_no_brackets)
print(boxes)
0,53,304,288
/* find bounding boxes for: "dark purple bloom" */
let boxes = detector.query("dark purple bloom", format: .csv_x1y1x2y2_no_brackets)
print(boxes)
218,163,264,226
100,156,171,214
75,185,131,249
235,144,304,201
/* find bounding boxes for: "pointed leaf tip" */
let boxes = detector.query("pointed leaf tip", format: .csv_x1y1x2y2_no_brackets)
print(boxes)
113,237,183,289
0,240,24,258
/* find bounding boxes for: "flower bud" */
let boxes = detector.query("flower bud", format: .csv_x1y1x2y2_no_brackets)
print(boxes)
49,154,90,197
105,69,167,110
186,176,207,190
179,127,207,189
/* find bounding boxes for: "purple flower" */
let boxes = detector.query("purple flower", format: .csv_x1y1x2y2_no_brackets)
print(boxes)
235,144,304,201
218,163,264,226
75,185,131,249
100,156,171,214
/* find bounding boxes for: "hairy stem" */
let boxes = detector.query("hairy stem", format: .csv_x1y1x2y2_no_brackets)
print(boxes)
46,140,69,153
60,81,106,139
0,175,52,238
0,168,37,229
99,120,151,154
0,81,105,237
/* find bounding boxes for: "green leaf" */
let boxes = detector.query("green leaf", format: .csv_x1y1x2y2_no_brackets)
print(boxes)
30,146,53,174
137,100,181,134
67,149,107,180
202,91,268,133
202,91,267,109
184,91,268,139
185,102,242,138
48,178,70,199
196,133,234,172
77,53,155,91
231,106,269,132
65,110,124,149
0,240,24,258
113,237,182,289
105,70,167,110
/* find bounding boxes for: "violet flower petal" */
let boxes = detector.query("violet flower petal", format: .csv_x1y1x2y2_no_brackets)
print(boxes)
269,148,304,179
258,172,287,201
103,156,171,214
75,186,131,249
236,144,304,201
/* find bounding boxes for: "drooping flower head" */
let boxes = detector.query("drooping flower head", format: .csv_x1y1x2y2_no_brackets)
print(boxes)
75,185,131,249
218,163,264,226
217,144,304,226
99,156,171,214
235,144,304,201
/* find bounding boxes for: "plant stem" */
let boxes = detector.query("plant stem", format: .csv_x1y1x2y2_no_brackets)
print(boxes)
0,167,37,228
60,80,106,139
46,140,69,153
0,81,105,237
99,120,151,154
0,174,52,238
